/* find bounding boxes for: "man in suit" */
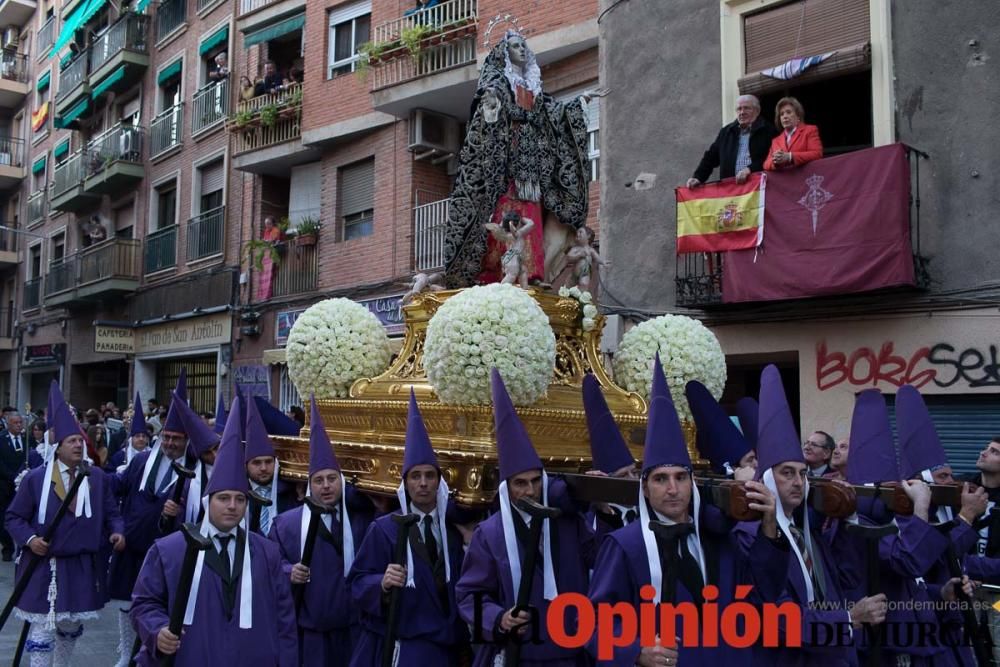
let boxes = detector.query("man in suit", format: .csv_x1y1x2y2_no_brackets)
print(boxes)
687,94,778,187
0,412,41,560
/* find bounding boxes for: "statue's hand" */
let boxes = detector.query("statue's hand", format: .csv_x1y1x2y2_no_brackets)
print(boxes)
481,88,501,124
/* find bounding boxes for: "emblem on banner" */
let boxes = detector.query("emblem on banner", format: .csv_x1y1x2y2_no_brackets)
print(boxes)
798,174,834,235
716,203,743,230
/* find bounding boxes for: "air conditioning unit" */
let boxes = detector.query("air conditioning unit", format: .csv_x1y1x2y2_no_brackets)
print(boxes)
409,109,460,157
2,27,19,50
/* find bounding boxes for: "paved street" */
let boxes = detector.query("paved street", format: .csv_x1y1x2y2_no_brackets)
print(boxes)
0,559,119,665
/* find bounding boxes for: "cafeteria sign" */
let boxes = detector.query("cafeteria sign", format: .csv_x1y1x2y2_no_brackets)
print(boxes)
95,326,135,354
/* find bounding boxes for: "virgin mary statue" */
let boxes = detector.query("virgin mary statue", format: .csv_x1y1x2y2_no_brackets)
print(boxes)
442,30,591,288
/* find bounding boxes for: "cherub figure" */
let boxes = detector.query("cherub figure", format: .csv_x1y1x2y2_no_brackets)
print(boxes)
401,271,446,304
485,211,535,288
565,226,608,290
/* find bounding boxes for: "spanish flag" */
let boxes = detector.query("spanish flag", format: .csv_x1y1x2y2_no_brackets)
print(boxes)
675,173,766,254
31,102,49,132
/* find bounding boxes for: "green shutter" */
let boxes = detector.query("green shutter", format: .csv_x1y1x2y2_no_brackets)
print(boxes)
60,52,73,68
50,0,109,59
36,71,51,91
54,139,70,160
135,0,153,12
55,98,90,128
91,64,126,99
157,60,182,86
32,156,47,175
199,26,229,55
244,13,304,48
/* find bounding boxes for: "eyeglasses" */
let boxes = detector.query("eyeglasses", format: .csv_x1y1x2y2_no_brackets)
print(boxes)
802,441,831,450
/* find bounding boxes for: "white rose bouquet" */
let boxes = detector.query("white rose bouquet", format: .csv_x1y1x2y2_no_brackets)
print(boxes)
286,298,393,399
612,314,726,421
424,284,556,405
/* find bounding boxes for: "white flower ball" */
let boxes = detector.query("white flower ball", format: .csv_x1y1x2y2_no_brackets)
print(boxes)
612,314,726,421
424,284,555,405
286,298,393,399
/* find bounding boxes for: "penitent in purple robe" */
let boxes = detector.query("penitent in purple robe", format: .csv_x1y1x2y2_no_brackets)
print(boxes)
455,478,597,667
130,528,298,667
269,488,372,666
4,464,123,619
347,510,468,666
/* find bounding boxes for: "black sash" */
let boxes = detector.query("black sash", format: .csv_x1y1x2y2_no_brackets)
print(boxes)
510,509,561,576
407,524,449,613
203,528,246,619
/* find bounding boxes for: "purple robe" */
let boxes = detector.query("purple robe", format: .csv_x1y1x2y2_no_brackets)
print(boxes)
455,479,597,667
130,528,298,667
586,503,789,665
4,464,123,616
347,510,468,666
269,488,372,666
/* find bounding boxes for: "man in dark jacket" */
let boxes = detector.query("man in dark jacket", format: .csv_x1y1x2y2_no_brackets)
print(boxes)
687,94,777,186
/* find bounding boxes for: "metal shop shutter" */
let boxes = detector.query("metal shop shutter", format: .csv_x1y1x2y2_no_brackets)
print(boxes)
339,158,374,216
887,395,1000,476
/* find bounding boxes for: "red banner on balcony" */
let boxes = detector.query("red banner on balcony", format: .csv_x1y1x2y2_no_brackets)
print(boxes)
675,173,765,253
721,143,915,303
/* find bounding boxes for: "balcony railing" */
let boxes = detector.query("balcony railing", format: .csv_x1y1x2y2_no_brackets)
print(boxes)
90,13,150,72
145,225,177,274
150,103,183,157
85,123,144,178
52,151,83,197
38,16,56,56
0,135,24,167
238,0,279,16
0,308,13,338
192,79,229,134
155,0,187,42
231,83,301,154
23,277,41,310
371,35,476,90
79,238,141,285
186,206,225,261
413,198,448,271
272,242,317,296
27,190,46,225
44,256,77,296
0,51,27,84
57,51,88,100
373,0,477,43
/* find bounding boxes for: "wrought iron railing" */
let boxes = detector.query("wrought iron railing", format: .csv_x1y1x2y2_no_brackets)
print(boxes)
90,13,150,72
27,190,46,225
231,82,302,154
56,51,88,99
0,51,27,84
413,198,448,271
238,0,280,15
0,135,24,167
144,224,177,274
272,242,317,296
85,123,144,180
371,35,476,90
23,277,41,310
79,238,141,285
52,150,83,197
192,79,229,134
150,103,183,156
186,205,225,261
44,255,77,296
155,0,187,42
38,16,56,56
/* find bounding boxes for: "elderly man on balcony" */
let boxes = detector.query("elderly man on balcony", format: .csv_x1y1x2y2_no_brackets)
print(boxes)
686,94,778,187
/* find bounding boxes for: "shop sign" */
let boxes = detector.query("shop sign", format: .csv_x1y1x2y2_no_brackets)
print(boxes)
23,343,65,367
233,364,270,399
275,309,306,347
360,294,405,336
137,313,232,355
95,326,135,354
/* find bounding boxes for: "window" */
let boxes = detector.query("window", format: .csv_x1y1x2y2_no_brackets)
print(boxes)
51,231,65,262
278,365,301,414
327,1,371,78
118,94,141,126
29,245,41,278
288,162,321,229
558,87,600,182
339,158,374,241
197,159,224,212
155,182,177,230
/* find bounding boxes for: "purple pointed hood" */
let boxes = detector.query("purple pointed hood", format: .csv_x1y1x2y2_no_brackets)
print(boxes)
897,384,948,479
753,365,804,480
642,354,691,474
735,397,759,449
686,380,751,474
49,382,79,444
161,368,189,434
204,397,250,496
213,393,228,435
170,390,220,457
47,380,60,430
130,391,148,437
491,369,543,481
846,389,898,484
403,389,440,477
243,390,276,463
252,396,301,436
583,374,635,473
308,396,340,476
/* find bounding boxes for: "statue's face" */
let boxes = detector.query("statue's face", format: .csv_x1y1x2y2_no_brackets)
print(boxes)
507,36,528,67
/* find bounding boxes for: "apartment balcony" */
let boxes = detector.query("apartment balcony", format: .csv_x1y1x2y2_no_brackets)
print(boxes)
83,124,144,195
54,51,90,120
0,52,29,107
144,224,177,275
0,226,17,267
155,0,187,43
0,0,37,28
236,0,305,36
0,308,13,350
0,136,25,190
43,255,78,306
37,15,55,56
368,0,478,119
231,83,316,174
192,79,229,135
50,150,99,213
89,13,150,100
23,276,41,311
272,241,317,297
40,238,141,307
413,198,448,272
150,103,183,158
27,190,46,226
186,206,225,262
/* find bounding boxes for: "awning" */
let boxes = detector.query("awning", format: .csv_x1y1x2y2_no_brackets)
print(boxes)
50,0,109,59
54,139,70,160
31,156,46,175
36,71,51,91
55,99,90,128
244,13,304,48
135,0,153,11
157,60,182,86
91,64,125,99
200,26,229,55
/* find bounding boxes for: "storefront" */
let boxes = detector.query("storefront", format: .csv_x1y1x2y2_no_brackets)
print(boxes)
18,342,66,413
68,322,135,410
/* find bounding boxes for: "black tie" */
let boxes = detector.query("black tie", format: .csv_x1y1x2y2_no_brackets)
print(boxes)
678,537,705,605
218,535,232,580
623,508,638,525
12,435,21,452
423,515,438,566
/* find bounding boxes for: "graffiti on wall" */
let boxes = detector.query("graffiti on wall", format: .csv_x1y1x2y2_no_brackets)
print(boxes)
816,341,1000,390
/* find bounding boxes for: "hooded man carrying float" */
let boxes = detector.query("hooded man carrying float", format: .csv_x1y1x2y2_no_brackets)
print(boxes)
130,396,297,666
685,379,757,480
243,395,299,536
586,356,785,666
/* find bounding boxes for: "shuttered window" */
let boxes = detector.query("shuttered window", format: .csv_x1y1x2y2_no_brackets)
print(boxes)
199,159,224,197
289,162,321,229
339,158,374,241
887,395,1000,476
743,0,870,73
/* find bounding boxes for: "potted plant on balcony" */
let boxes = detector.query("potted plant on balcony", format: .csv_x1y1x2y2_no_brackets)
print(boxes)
260,104,279,128
401,24,435,59
229,109,255,131
294,217,321,247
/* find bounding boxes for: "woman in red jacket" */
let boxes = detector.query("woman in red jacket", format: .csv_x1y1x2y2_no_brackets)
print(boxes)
764,96,823,170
